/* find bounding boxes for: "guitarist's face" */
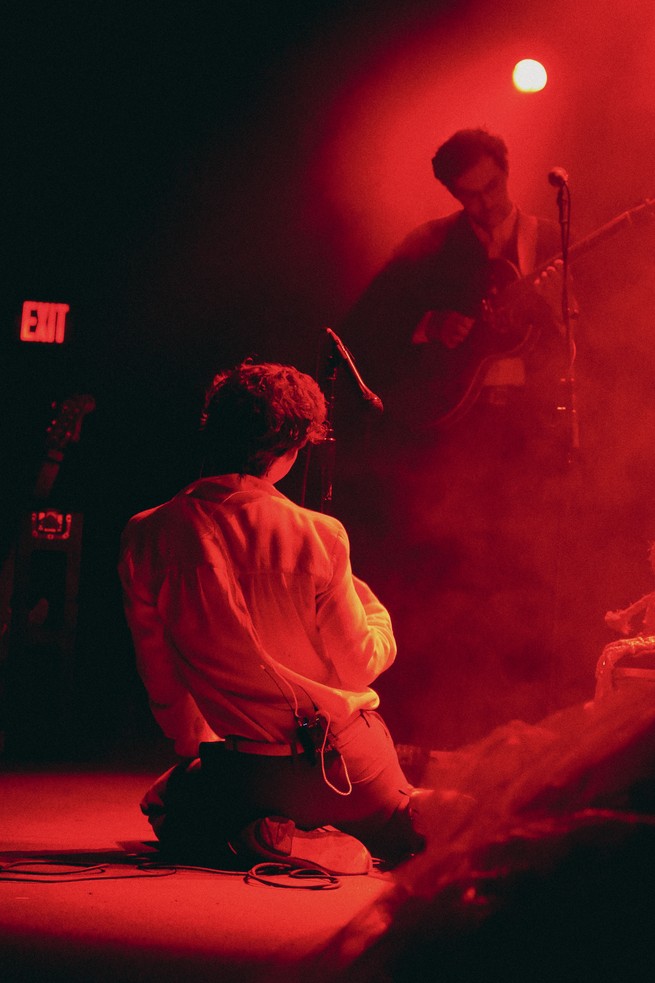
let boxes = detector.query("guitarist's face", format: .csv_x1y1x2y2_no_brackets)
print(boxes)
450,154,512,233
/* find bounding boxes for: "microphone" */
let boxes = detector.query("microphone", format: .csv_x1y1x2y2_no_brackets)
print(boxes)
324,327,384,413
548,166,569,188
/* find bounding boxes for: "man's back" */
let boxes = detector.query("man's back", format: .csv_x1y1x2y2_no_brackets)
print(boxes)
119,473,395,755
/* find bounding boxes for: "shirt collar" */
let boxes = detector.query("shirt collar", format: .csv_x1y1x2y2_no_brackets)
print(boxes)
182,473,286,503
470,204,518,257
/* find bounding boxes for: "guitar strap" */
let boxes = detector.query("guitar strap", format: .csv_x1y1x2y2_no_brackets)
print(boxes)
516,211,539,275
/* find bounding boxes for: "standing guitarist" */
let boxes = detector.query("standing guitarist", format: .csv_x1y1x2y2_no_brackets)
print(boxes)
337,129,574,750
340,128,568,429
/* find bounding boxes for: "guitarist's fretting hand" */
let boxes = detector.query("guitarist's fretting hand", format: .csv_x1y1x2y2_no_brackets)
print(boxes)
532,258,577,329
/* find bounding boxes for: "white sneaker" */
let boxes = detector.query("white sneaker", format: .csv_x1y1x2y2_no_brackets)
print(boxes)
232,816,373,875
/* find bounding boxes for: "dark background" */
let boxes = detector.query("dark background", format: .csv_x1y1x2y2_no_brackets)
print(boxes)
2,0,655,759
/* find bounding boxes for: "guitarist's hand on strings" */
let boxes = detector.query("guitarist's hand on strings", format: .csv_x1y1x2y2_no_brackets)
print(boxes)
439,311,476,349
413,309,475,349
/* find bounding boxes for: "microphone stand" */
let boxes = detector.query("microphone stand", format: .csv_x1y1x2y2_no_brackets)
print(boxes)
298,331,341,515
549,175,582,713
300,328,382,514
557,179,580,465
319,339,339,514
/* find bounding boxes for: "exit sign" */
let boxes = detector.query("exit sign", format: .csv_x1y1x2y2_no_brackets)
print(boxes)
20,301,70,344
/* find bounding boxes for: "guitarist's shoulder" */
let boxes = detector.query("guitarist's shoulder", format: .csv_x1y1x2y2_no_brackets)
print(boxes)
392,211,463,262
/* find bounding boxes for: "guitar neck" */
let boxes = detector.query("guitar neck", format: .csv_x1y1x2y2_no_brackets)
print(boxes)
535,198,655,279
33,455,64,502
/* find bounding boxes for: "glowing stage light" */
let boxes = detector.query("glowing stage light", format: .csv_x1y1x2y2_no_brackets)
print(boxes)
512,59,547,93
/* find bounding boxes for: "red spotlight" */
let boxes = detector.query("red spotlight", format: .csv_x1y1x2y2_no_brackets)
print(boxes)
513,59,547,93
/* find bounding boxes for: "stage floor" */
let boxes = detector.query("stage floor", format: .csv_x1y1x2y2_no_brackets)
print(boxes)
0,764,391,983
4,686,655,982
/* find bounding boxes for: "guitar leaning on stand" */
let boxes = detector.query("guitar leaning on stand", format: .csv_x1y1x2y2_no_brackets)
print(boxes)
0,394,95,757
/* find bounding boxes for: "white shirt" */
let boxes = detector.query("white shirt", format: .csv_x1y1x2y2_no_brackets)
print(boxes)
118,474,396,757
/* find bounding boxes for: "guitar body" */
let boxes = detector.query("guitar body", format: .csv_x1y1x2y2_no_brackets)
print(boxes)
418,257,544,431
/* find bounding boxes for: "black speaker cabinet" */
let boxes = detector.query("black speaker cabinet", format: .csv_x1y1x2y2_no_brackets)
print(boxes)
1,509,83,758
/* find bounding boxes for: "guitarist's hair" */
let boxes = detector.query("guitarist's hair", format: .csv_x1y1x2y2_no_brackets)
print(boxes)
432,128,509,190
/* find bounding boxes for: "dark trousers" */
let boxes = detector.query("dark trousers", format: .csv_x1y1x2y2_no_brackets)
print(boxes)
141,711,422,863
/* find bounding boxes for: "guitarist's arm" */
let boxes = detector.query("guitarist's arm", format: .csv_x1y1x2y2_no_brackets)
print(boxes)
339,217,461,366
339,252,444,396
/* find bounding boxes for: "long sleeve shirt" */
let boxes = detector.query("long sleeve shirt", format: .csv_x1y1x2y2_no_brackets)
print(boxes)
118,474,396,757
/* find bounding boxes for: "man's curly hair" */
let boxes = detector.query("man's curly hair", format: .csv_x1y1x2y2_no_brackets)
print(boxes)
200,360,328,477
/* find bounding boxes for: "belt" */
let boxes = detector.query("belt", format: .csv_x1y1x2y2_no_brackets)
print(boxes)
203,711,370,759
217,736,308,757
